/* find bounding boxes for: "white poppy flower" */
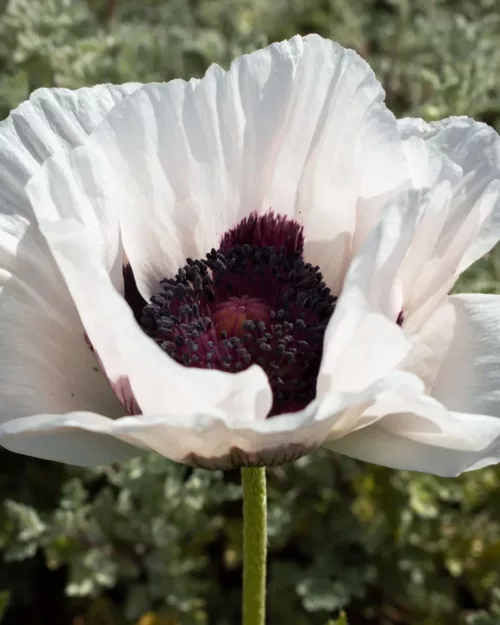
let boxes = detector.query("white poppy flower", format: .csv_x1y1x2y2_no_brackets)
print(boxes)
1,35,500,475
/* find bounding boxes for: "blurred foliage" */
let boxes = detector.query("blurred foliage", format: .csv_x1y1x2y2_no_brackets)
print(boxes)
5,453,500,625
1,0,500,624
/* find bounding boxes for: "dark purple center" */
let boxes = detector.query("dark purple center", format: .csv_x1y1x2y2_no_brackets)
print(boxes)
137,212,337,416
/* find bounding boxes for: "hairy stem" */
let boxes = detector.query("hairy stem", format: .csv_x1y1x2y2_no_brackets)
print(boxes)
241,466,267,625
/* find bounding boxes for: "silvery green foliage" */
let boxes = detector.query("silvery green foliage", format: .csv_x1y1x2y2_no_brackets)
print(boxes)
2,0,500,123
2,0,500,624
4,452,500,624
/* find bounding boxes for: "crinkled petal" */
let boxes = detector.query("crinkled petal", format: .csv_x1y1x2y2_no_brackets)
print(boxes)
0,84,140,218
321,241,500,475
432,294,500,417
318,181,496,401
398,116,500,274
317,182,463,397
0,219,123,421
324,368,500,476
323,410,500,476
326,177,496,338
35,35,408,299
397,300,455,391
0,85,140,423
317,188,427,397
0,413,142,466
0,371,428,468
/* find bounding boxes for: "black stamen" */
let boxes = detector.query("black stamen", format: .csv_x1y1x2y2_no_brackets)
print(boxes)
139,211,338,416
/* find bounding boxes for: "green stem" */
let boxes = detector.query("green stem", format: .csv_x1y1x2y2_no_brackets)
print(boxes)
242,466,267,625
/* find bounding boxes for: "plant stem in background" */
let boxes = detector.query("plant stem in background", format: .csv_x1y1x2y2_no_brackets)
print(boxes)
241,467,267,625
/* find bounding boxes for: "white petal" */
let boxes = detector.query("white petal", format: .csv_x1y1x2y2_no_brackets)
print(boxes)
0,219,123,421
328,177,495,337
25,144,125,282
324,370,500,476
323,411,500,476
398,116,500,274
318,311,412,395
0,85,140,423
262,36,409,293
316,183,474,398
398,300,455,391
0,413,142,466
402,174,500,330
0,404,342,468
318,192,500,477
432,294,500,417
0,84,140,218
36,35,408,299
317,188,427,396
0,371,429,468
